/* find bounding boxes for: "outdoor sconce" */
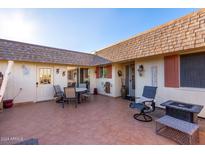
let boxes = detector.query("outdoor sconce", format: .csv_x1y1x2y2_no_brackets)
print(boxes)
56,68,60,74
137,65,144,76
62,71,66,77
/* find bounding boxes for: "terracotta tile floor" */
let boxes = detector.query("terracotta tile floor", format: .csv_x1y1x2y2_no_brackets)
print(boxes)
0,95,205,145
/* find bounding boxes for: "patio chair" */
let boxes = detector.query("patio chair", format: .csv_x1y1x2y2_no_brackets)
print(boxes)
79,83,91,102
64,87,78,108
53,85,64,103
81,92,91,102
129,86,157,122
72,82,76,87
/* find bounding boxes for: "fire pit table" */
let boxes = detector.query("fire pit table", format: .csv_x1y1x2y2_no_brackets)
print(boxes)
161,100,203,123
156,100,203,144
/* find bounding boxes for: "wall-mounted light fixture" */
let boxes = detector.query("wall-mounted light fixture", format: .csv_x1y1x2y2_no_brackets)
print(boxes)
137,65,144,76
56,68,60,74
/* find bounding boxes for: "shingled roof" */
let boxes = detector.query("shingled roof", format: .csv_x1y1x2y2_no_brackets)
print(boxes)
96,9,205,62
0,39,110,66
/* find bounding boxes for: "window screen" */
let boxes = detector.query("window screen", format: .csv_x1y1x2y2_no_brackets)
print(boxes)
180,52,205,88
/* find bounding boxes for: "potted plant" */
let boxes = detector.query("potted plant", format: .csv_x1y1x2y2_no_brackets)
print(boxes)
3,88,22,109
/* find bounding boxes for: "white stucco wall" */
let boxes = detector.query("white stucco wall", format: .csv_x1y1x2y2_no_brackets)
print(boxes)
135,56,205,118
95,65,114,97
53,65,68,90
96,78,114,96
0,61,68,103
0,61,36,103
95,64,124,97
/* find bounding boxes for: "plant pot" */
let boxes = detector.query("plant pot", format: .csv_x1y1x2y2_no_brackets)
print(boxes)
3,99,13,109
121,85,127,99
93,88,98,95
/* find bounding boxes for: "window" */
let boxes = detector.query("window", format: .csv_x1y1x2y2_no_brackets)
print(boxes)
104,65,112,78
96,65,112,79
39,68,52,84
99,66,104,78
180,52,205,88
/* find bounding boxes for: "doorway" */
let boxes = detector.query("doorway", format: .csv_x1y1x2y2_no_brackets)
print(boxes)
125,63,135,97
36,66,54,102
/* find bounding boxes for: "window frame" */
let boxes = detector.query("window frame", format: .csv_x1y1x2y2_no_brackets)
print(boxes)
97,65,112,79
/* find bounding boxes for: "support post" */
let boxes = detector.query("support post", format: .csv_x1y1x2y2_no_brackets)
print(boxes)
0,61,14,103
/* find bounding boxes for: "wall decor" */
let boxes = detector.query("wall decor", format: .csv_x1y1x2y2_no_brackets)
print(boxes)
104,82,111,93
22,65,30,75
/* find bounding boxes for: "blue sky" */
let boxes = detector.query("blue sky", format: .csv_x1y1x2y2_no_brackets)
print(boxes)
0,8,198,53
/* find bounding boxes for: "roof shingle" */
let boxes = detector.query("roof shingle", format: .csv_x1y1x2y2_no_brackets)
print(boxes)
0,39,110,66
96,9,205,62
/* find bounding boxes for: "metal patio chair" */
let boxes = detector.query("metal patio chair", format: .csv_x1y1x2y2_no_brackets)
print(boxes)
79,83,91,102
64,87,78,108
129,86,157,122
53,85,64,103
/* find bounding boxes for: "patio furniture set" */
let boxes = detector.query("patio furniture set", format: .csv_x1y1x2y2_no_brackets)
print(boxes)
129,86,204,145
54,84,203,144
53,84,91,108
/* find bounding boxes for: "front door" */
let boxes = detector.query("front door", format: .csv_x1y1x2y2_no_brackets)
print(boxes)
36,66,54,102
125,64,135,97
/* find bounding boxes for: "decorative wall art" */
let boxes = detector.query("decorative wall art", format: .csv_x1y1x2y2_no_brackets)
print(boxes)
22,65,30,75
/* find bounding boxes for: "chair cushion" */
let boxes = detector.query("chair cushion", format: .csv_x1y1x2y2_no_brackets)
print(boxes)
82,93,90,97
135,96,153,103
129,102,145,110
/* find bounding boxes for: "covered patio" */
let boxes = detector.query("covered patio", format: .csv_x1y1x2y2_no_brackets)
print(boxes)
0,95,205,145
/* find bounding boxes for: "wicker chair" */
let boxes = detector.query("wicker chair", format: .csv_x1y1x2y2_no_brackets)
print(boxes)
63,87,77,108
129,86,157,122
